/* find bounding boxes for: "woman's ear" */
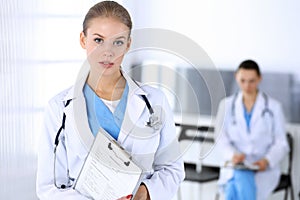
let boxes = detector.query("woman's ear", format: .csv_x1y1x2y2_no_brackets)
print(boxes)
234,71,238,81
80,32,86,49
258,75,262,83
125,37,131,53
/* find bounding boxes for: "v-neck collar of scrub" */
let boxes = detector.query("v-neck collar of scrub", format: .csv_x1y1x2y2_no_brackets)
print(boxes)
83,82,129,140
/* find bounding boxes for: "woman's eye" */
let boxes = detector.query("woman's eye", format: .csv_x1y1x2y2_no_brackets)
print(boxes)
113,40,124,46
94,38,103,44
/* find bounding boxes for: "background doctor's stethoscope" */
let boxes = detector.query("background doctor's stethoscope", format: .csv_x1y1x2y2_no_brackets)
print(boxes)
230,91,275,133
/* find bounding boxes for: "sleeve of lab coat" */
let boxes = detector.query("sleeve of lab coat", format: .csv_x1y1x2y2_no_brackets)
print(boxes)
36,97,89,200
214,98,236,162
142,94,185,200
264,102,289,168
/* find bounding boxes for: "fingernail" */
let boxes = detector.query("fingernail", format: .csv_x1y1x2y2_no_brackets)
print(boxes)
126,194,133,199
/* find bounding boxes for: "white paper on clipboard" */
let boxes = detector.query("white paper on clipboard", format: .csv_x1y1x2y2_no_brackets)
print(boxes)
74,128,143,200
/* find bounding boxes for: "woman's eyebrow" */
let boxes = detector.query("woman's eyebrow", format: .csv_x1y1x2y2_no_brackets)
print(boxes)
92,34,126,40
93,33,104,37
114,36,126,40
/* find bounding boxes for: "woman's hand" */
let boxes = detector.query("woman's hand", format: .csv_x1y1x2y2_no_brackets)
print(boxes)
253,158,269,171
133,184,150,200
232,153,245,164
117,194,133,200
117,184,150,200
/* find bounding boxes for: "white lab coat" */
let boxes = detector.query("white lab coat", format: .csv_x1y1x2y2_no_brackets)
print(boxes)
36,64,185,200
215,91,289,200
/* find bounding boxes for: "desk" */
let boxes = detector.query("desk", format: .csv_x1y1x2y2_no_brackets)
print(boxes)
175,113,222,167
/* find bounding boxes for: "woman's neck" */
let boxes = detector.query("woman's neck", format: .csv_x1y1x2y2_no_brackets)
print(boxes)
242,90,258,112
87,71,126,100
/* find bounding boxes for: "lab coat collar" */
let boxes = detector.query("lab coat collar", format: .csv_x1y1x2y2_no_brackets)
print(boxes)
117,70,149,144
234,91,265,133
122,70,147,96
61,62,149,148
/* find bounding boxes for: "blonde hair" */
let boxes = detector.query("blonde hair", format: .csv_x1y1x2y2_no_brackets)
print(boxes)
82,1,132,36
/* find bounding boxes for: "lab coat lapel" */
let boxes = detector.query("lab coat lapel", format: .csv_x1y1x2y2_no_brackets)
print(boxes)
118,71,147,144
235,92,248,134
250,92,264,128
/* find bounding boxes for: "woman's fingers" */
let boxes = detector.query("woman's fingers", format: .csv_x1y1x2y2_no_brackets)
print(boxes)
232,154,245,164
117,194,133,200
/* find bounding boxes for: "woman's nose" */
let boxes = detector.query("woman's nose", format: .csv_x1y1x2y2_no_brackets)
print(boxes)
103,50,113,58
96,42,114,57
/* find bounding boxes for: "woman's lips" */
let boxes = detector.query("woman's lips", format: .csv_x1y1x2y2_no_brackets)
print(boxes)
99,61,114,68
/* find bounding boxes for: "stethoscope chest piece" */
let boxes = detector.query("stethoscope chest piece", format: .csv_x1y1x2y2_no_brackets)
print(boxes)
146,112,162,131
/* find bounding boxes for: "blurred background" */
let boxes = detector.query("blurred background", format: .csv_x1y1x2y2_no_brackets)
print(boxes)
1,0,299,199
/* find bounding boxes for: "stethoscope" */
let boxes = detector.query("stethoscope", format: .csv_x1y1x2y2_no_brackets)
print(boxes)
53,79,160,189
231,91,274,125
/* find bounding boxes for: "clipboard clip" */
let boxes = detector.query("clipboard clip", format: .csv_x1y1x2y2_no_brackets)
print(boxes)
108,142,131,167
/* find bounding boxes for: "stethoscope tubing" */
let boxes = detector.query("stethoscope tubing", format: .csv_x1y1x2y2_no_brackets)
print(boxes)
53,78,155,189
231,92,274,125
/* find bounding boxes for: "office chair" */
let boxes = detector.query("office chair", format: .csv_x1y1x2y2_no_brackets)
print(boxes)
273,133,294,200
176,123,220,199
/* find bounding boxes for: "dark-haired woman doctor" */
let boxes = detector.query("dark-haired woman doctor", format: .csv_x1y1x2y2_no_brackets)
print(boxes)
215,60,289,200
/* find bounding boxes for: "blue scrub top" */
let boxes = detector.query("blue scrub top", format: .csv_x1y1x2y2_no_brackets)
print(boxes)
83,82,129,140
243,104,254,133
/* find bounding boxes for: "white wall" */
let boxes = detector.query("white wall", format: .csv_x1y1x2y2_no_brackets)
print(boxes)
1,0,38,198
124,0,300,76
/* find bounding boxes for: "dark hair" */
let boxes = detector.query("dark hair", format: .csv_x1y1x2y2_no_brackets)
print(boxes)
82,1,132,35
237,59,261,76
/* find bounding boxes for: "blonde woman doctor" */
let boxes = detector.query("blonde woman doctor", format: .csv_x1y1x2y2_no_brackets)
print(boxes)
36,1,184,200
215,60,289,200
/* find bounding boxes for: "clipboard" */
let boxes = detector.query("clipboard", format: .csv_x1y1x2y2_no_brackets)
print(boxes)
74,127,143,200
224,161,259,171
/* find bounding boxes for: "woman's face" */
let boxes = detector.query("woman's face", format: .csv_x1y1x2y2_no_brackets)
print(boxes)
80,17,131,77
235,68,261,95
